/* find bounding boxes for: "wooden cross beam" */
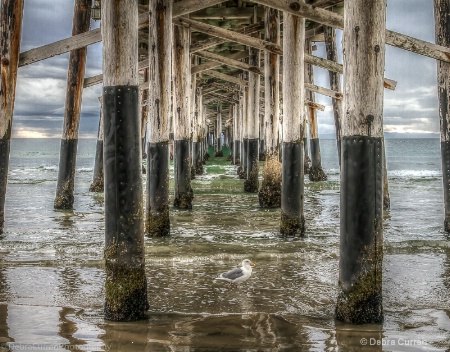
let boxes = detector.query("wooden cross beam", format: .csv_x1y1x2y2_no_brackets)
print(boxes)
195,50,262,74
252,0,450,63
192,51,249,74
18,0,228,67
174,17,283,55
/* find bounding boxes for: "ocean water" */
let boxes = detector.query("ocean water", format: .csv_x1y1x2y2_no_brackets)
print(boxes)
0,138,448,351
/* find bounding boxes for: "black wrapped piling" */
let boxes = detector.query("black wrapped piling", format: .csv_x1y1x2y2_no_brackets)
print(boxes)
259,139,266,161
90,138,104,192
145,142,170,237
193,142,204,174
442,141,450,231
103,85,147,321
309,138,327,181
280,142,305,236
0,139,10,233
233,140,241,165
244,139,259,193
335,136,383,324
54,139,78,209
238,138,248,179
174,140,193,209
303,136,311,174
54,0,91,209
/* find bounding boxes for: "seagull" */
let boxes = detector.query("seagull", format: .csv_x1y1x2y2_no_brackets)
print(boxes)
215,259,255,286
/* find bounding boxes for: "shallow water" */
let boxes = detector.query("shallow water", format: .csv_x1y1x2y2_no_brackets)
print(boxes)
0,138,449,351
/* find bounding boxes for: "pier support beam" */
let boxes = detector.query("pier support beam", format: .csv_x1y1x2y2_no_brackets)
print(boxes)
54,0,91,209
435,0,450,232
215,107,223,157
244,47,260,193
306,41,327,182
280,13,305,236
232,103,241,165
0,0,24,233
238,88,248,178
324,26,342,168
90,98,104,192
102,0,148,321
173,22,192,209
335,0,386,324
259,7,281,208
145,0,172,236
193,87,204,174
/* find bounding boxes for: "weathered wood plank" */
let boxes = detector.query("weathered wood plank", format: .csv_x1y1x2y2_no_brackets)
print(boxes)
192,51,248,74
0,0,24,233
172,0,228,18
196,50,261,74
0,0,24,138
252,0,450,63
305,82,342,100
175,17,283,55
190,21,265,53
263,7,280,157
324,25,343,165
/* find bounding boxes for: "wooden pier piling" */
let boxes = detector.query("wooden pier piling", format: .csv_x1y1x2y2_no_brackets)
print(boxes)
324,26,343,167
306,41,327,182
259,7,281,208
335,0,386,324
173,21,193,209
54,0,91,209
102,0,148,321
89,97,104,192
214,107,223,157
280,12,305,236
244,47,260,193
232,103,241,165
145,0,172,236
435,0,450,232
193,87,204,174
0,0,24,233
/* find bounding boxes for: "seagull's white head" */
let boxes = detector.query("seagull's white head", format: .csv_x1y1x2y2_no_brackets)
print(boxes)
242,259,255,268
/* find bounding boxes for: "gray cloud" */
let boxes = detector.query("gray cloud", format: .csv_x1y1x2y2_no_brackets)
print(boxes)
13,0,102,138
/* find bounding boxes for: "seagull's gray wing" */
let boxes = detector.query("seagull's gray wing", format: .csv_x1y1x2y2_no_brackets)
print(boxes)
221,267,244,280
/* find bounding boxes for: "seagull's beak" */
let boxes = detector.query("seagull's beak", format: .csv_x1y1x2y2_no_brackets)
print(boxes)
250,262,255,267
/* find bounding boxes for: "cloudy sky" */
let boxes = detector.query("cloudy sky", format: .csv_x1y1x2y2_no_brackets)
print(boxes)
11,0,439,138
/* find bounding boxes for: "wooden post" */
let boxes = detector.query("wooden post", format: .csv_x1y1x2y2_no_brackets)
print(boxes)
303,116,311,175
232,102,240,165
145,0,172,237
335,0,386,324
102,0,147,321
324,26,342,167
90,97,104,192
259,7,281,208
436,0,450,232
54,0,92,209
190,62,198,178
259,112,266,162
280,12,305,236
238,84,248,179
214,107,223,157
244,47,260,193
173,20,192,209
0,0,24,233
141,68,149,159
305,40,327,182
194,87,204,174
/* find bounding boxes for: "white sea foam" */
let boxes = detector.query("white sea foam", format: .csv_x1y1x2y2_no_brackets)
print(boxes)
388,169,441,178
